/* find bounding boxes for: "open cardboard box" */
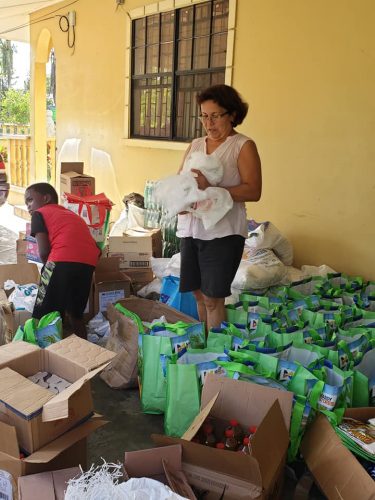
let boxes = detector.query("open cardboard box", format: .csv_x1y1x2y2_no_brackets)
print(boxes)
93,257,132,317
0,263,40,343
152,374,293,500
0,415,106,493
0,335,116,453
18,467,81,500
301,407,375,500
108,227,162,269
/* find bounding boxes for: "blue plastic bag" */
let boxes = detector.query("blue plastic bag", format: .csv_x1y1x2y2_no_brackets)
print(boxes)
160,275,199,319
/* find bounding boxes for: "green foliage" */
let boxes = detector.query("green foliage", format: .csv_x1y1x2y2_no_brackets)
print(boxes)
0,39,15,93
0,88,30,124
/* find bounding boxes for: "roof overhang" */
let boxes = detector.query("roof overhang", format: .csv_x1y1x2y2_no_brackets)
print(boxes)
0,0,63,43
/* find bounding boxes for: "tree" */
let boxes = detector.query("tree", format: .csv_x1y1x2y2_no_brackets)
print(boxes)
0,39,15,94
0,88,30,124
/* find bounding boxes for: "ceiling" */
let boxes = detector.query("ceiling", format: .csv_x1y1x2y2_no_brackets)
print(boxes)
0,0,64,42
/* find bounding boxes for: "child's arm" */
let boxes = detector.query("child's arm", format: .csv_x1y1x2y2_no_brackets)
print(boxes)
34,232,51,264
31,211,51,264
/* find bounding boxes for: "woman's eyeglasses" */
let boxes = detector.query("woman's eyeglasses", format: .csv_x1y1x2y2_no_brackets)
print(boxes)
198,111,229,123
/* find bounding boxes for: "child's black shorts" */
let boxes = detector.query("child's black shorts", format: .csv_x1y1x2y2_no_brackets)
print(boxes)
179,235,245,298
33,261,94,320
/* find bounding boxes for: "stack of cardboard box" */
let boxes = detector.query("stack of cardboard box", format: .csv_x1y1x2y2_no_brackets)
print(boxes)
108,228,162,293
0,335,116,492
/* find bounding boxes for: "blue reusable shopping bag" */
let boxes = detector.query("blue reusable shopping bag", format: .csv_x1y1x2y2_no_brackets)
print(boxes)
160,275,199,319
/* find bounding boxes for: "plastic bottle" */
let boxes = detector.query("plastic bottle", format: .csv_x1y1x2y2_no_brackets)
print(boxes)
202,423,216,447
238,437,251,455
215,442,225,450
228,419,244,446
224,429,238,451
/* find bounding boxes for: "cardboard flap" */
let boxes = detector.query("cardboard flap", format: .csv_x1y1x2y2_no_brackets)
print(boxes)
46,335,116,371
250,400,289,492
125,444,182,478
162,459,197,500
18,467,81,500
42,364,108,421
61,162,84,174
301,413,375,500
182,393,219,441
0,367,54,417
202,374,293,431
113,297,198,324
0,341,40,369
25,418,107,463
152,434,263,487
0,262,40,288
0,420,20,458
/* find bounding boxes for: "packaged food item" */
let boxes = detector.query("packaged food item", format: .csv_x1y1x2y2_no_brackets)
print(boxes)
228,418,244,446
238,437,251,455
202,423,216,447
224,429,237,451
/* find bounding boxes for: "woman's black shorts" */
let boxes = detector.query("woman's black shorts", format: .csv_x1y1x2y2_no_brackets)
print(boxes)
179,235,245,298
33,261,94,320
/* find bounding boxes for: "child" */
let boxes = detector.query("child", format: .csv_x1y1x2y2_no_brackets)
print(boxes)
25,182,100,338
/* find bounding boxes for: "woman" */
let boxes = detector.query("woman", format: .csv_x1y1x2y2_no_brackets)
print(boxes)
177,84,262,332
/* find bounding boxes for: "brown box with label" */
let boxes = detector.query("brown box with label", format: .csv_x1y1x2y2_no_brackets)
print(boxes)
108,228,162,269
0,335,115,454
60,162,95,197
93,257,132,317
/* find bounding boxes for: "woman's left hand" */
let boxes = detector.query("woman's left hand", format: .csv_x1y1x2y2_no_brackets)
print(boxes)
191,169,211,190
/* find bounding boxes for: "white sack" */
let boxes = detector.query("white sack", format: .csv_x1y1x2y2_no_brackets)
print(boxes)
232,249,288,290
246,220,294,265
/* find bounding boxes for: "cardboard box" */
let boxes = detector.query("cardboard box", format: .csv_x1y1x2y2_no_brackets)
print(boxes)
123,267,154,294
16,239,28,264
0,263,40,342
0,416,105,493
93,257,132,316
0,335,116,453
18,467,81,500
152,374,293,500
125,444,197,499
301,407,375,500
108,228,162,269
60,162,95,197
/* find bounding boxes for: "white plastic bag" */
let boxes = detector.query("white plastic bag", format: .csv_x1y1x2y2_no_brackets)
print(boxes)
246,220,294,265
232,249,287,290
182,151,224,186
154,173,207,216
87,312,111,345
110,209,129,236
6,281,38,312
127,204,145,229
190,187,233,230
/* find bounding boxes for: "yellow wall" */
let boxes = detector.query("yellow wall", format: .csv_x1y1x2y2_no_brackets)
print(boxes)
30,0,375,279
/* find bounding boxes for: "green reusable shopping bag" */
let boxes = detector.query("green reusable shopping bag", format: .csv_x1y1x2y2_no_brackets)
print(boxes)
352,370,369,407
164,363,201,437
229,349,279,379
206,329,232,351
12,311,62,348
140,334,175,414
288,395,315,463
164,349,228,437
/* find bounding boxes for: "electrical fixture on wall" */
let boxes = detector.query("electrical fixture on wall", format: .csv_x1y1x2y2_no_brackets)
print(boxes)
116,0,125,11
58,10,76,53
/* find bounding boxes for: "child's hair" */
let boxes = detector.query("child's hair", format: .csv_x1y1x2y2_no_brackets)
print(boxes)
27,182,58,204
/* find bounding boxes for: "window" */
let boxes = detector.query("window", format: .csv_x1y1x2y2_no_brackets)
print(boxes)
131,0,229,142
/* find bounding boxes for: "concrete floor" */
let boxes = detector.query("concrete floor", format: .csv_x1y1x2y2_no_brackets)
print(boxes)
0,206,326,499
